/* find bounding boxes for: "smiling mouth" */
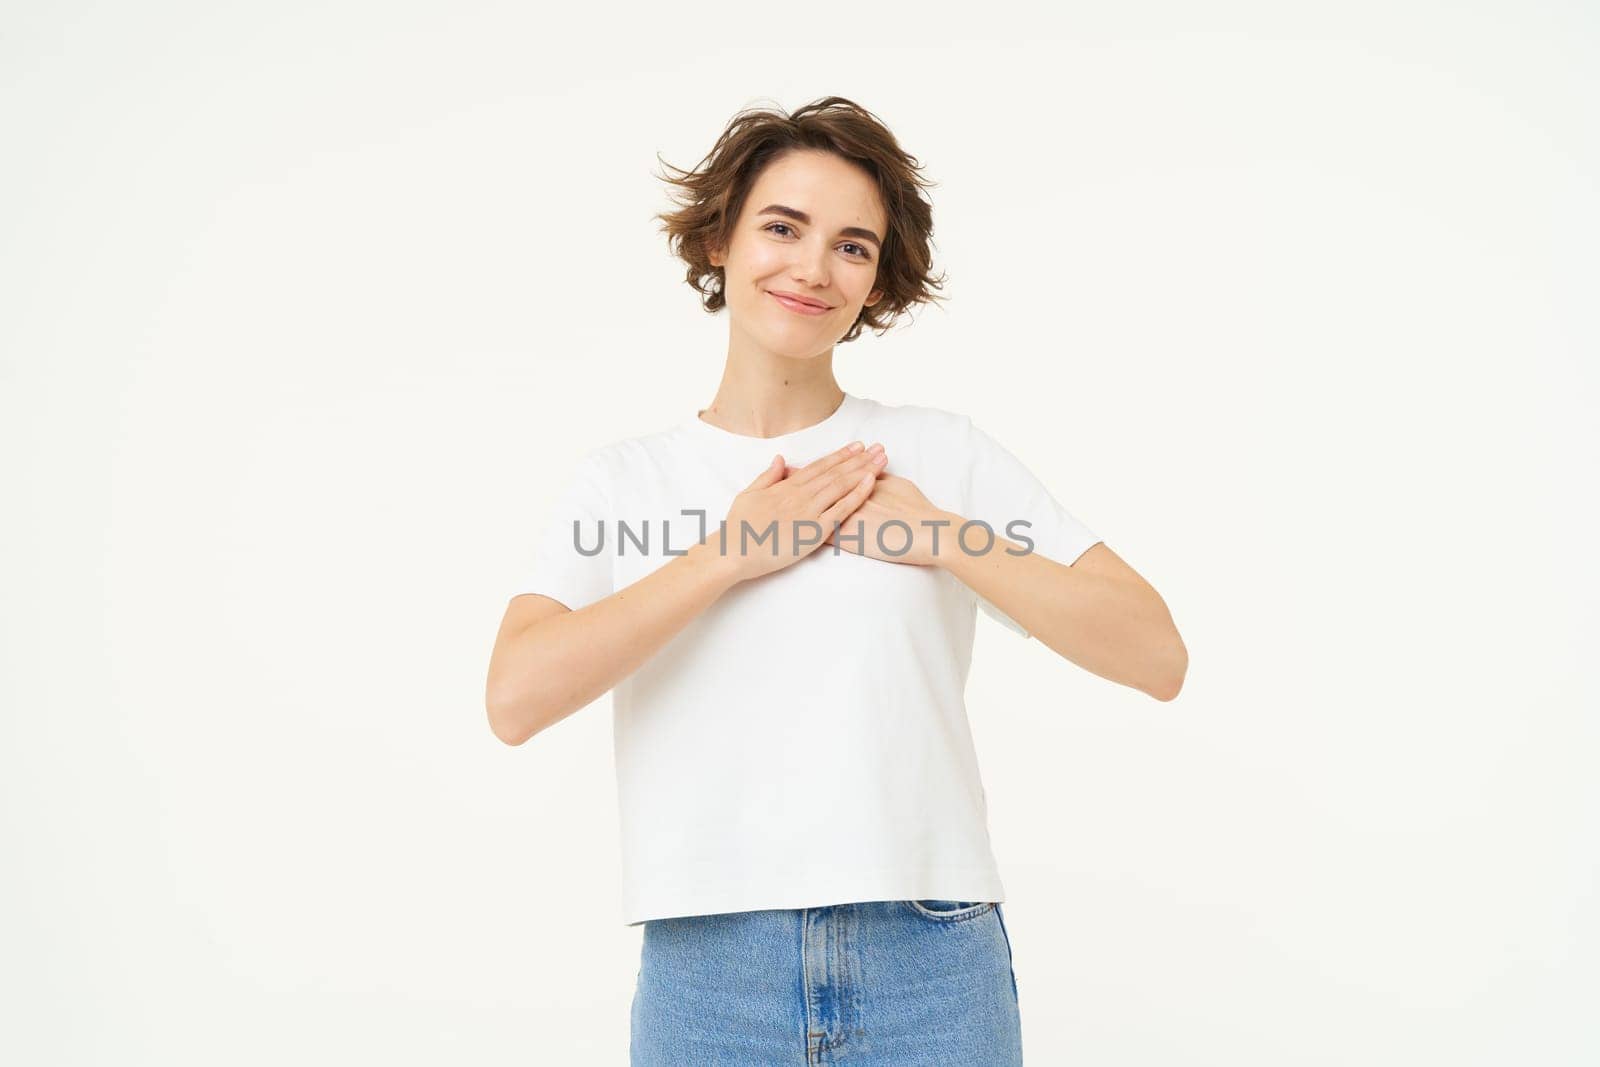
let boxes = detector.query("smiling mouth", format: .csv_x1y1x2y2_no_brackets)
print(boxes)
769,290,833,313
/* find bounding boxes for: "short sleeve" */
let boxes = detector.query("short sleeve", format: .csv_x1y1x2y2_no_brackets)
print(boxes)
960,418,1102,638
515,450,614,612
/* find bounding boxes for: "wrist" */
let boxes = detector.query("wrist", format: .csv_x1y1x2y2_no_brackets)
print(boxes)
928,510,967,570
688,535,746,590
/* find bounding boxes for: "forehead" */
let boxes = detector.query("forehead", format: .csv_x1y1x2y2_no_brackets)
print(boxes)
744,150,886,233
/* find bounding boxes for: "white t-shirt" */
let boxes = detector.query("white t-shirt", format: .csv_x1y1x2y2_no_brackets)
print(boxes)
517,392,1101,926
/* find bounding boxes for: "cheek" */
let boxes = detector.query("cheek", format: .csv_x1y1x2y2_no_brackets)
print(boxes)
738,243,789,281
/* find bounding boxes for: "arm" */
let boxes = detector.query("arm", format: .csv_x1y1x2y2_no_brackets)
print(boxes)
487,441,887,745
817,469,1188,702
486,539,740,745
939,529,1188,701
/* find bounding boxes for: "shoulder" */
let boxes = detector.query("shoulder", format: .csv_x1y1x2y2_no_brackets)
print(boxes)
859,396,975,442
566,422,691,485
873,399,1038,459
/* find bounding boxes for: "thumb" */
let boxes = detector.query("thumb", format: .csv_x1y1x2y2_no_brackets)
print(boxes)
744,453,785,492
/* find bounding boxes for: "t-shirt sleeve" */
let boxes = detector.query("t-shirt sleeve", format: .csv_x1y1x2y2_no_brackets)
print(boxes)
959,417,1102,638
515,449,614,612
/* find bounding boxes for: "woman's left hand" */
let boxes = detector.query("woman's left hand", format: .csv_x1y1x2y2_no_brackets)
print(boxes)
795,468,959,568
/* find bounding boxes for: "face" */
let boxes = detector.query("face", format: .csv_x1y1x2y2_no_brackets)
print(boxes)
708,149,887,357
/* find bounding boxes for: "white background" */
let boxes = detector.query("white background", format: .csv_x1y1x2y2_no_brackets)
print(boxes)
4,2,1595,1063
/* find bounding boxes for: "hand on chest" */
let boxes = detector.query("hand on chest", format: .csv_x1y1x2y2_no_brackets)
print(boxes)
614,448,970,622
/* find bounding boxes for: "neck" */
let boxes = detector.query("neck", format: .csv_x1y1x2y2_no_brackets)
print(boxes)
697,324,845,437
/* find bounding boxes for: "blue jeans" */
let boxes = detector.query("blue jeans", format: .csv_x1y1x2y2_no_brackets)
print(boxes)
630,899,1023,1065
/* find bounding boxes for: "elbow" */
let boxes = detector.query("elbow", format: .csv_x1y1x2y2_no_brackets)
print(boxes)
1147,637,1188,703
488,707,532,746
486,682,549,746
1149,676,1184,703
485,618,576,745
486,698,530,746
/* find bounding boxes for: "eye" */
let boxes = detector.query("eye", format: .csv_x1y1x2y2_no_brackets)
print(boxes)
762,222,872,261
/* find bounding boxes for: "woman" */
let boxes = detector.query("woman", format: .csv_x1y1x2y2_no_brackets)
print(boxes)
486,96,1187,1065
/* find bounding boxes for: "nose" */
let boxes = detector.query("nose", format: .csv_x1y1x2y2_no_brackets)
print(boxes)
789,238,830,290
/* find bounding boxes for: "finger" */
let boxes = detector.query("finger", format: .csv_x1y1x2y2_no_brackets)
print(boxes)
808,447,886,511
819,467,878,530
743,453,785,493
786,441,867,487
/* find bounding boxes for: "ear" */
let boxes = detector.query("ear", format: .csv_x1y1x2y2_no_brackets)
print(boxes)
708,242,727,268
863,288,884,308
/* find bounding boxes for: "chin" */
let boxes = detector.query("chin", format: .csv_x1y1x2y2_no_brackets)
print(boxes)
770,344,829,361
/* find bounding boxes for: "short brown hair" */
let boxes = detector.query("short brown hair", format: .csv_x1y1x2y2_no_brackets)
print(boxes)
653,96,947,343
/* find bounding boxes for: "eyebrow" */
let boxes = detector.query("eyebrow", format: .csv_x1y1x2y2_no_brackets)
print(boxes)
756,204,882,249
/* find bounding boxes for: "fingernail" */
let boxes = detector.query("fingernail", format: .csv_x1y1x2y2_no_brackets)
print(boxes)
848,441,864,452
868,442,884,454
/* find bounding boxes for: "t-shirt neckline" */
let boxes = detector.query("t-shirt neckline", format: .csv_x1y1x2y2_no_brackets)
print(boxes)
684,391,864,452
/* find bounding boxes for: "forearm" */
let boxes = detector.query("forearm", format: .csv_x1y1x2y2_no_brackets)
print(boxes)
490,539,742,742
939,525,1186,700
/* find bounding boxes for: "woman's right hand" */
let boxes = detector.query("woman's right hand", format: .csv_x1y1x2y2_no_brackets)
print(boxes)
708,441,888,583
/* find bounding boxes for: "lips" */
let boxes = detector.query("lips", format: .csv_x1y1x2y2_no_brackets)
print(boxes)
771,292,832,308
764,287,832,313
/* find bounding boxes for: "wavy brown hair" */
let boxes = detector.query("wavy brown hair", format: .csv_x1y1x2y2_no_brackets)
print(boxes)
653,96,948,343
